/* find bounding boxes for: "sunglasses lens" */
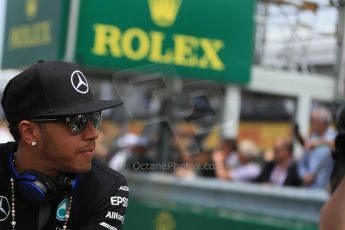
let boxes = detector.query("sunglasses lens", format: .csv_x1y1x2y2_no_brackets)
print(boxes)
90,111,102,129
67,111,102,134
68,115,87,134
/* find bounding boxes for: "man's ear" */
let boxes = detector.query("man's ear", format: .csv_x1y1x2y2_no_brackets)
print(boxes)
18,120,40,146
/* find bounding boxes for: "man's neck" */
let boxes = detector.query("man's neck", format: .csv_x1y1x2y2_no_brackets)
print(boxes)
15,147,58,177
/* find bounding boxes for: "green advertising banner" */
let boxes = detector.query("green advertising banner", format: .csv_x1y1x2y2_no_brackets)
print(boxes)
2,0,69,69
76,0,255,84
123,200,318,230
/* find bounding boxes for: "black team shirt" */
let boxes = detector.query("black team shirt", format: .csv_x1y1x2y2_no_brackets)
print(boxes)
0,142,129,230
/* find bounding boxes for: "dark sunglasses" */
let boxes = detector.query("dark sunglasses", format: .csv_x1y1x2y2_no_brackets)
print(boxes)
31,111,102,134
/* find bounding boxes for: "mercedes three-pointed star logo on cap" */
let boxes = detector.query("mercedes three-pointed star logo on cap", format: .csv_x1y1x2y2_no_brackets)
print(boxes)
70,70,89,94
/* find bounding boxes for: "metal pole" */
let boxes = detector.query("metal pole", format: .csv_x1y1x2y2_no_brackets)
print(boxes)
255,1,269,65
222,85,241,138
0,0,6,67
63,0,80,62
336,0,345,99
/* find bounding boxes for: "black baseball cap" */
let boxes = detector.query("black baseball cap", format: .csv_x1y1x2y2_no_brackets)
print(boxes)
1,61,122,123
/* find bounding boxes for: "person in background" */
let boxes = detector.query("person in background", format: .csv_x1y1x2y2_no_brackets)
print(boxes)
197,138,238,178
125,136,153,172
217,138,239,169
212,139,261,182
328,104,345,192
108,132,141,172
320,104,345,229
169,123,200,178
298,106,336,189
109,133,153,172
320,133,345,230
254,138,301,187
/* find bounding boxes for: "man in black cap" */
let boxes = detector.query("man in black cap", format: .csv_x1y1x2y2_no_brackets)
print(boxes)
0,61,128,229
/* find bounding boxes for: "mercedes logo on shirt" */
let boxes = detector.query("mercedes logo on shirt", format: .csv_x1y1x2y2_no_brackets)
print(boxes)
0,196,10,221
71,70,89,94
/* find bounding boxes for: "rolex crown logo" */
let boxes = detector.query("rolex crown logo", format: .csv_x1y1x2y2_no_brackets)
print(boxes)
148,0,182,27
154,211,176,230
25,0,38,20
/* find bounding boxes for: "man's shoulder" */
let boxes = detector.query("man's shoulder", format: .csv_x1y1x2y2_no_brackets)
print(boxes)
81,158,127,190
92,159,126,180
70,159,129,229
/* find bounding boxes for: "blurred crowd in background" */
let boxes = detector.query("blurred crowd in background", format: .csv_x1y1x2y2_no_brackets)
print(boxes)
107,104,337,190
0,104,338,190
2,102,338,192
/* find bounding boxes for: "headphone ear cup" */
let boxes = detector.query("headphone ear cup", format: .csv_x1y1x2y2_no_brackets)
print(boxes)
25,171,59,202
8,153,58,204
14,171,58,204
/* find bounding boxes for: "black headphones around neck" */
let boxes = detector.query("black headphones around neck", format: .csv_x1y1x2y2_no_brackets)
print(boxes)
7,152,80,204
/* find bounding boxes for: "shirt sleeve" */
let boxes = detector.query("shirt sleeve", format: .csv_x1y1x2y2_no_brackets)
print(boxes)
77,179,129,230
308,146,332,175
231,163,261,181
298,153,309,177
298,146,332,177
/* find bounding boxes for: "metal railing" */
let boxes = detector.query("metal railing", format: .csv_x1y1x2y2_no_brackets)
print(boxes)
126,172,329,224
